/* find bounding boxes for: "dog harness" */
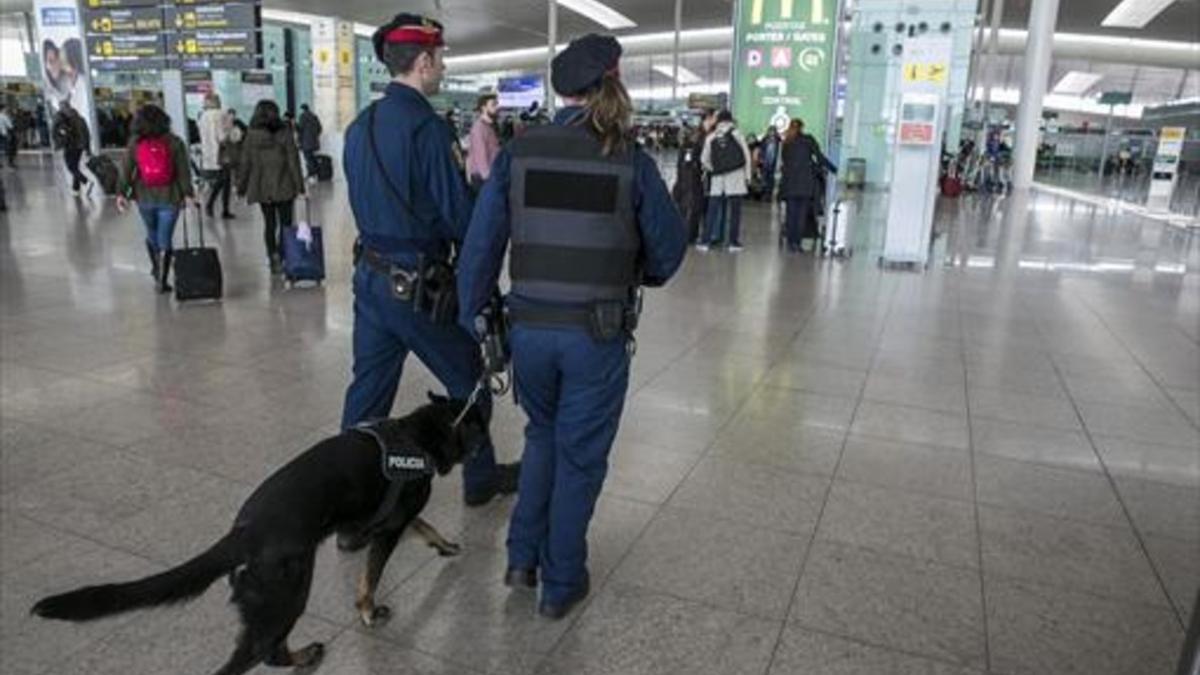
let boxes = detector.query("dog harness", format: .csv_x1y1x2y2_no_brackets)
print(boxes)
354,420,436,483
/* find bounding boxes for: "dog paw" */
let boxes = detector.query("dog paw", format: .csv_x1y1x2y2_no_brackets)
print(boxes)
432,541,462,557
360,604,392,628
294,642,325,669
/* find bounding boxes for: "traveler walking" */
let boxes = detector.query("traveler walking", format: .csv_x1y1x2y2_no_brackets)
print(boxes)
699,111,751,251
457,34,687,619
51,101,91,195
339,13,518,517
115,104,193,293
297,104,322,182
0,104,16,168
198,93,235,219
237,100,305,274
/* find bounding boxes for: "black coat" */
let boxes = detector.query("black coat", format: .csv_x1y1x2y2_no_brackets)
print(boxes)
780,134,834,199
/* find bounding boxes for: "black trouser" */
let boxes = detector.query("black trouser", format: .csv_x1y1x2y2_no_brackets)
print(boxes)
784,196,812,249
260,200,294,259
302,149,318,178
64,148,87,191
205,168,231,215
3,134,16,166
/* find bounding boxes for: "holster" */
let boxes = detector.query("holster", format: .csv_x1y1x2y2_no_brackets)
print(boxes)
412,254,458,325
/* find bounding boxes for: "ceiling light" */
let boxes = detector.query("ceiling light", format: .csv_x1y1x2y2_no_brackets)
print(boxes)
652,64,702,84
1053,71,1103,95
1102,0,1177,28
557,0,637,30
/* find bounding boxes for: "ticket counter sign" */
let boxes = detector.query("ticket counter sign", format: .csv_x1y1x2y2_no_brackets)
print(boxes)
731,0,838,143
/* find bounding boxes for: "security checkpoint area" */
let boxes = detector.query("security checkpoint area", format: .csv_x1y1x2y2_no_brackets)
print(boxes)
0,1,1198,674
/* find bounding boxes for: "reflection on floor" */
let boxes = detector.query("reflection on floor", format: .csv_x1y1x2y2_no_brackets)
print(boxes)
2,158,1198,675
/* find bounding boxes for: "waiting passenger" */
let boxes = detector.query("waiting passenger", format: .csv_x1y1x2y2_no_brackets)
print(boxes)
699,110,752,252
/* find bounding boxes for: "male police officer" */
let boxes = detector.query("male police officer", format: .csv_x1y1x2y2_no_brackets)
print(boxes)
341,13,518,512
458,35,687,618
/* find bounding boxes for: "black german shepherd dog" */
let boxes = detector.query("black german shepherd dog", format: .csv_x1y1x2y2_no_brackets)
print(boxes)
31,394,486,675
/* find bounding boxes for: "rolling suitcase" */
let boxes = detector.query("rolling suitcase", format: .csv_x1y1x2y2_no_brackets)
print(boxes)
314,154,333,182
87,155,119,195
282,197,325,286
174,205,223,302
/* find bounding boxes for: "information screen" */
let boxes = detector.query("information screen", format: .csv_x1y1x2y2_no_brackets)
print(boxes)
498,75,544,110
83,0,260,71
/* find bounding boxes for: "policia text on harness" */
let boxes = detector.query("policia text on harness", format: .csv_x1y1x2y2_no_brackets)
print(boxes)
356,102,459,325
506,122,642,341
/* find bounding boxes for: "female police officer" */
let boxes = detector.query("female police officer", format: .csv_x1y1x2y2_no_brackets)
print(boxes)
457,34,687,619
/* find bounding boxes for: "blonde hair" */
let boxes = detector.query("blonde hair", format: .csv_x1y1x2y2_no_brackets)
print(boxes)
582,73,632,157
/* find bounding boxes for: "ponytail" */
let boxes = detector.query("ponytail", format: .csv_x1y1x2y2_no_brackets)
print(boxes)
582,73,632,157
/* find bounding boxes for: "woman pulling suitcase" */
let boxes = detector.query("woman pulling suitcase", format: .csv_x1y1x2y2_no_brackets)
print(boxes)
237,100,306,275
116,104,194,293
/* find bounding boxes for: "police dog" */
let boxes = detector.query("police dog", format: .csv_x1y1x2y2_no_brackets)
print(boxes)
31,394,485,675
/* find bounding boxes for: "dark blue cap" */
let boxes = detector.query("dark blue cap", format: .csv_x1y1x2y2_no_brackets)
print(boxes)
551,34,622,97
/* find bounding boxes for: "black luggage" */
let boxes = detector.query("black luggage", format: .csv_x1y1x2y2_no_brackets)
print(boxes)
314,154,333,182
174,206,223,302
87,155,119,195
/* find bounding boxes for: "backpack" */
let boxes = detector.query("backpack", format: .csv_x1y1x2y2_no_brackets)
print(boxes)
136,136,175,188
710,131,746,175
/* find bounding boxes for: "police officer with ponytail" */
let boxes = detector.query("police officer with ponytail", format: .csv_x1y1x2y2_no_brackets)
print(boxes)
457,34,687,619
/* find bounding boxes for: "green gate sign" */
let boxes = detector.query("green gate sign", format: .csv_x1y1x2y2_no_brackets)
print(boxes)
731,0,838,143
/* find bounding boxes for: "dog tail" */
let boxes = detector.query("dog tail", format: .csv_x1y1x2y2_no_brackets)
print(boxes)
31,532,240,622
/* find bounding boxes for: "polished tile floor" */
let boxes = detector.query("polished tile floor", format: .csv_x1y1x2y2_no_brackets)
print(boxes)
1,156,1198,675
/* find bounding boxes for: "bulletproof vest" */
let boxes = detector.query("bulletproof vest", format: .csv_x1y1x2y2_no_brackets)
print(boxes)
509,124,639,304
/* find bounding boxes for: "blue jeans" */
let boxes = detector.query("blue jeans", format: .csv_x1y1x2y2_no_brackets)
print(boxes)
704,195,742,246
138,203,180,252
507,324,630,605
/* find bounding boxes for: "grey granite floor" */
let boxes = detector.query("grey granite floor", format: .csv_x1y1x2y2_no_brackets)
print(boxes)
1,157,1197,674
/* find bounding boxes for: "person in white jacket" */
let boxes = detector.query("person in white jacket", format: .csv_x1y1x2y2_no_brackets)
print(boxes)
699,110,752,252
198,93,234,219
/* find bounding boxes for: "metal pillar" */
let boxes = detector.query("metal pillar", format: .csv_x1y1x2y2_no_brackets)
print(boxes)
1011,0,1060,190
672,0,683,102
978,0,1004,132
547,0,557,113
965,0,991,104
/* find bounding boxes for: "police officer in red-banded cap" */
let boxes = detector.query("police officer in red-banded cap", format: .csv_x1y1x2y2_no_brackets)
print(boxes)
339,13,519,521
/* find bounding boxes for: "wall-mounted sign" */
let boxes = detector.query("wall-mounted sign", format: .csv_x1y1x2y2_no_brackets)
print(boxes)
88,33,166,70
1147,126,1186,211
82,0,261,72
166,29,260,69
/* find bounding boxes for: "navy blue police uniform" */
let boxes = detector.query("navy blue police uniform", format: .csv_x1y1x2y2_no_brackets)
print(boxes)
341,14,510,505
457,34,687,617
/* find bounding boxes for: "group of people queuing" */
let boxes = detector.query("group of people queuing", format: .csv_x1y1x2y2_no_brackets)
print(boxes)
673,110,836,252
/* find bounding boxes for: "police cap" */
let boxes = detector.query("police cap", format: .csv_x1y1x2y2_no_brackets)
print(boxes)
373,13,445,60
551,34,622,97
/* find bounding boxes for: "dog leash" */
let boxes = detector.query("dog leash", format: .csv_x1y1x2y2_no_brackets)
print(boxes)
451,369,510,428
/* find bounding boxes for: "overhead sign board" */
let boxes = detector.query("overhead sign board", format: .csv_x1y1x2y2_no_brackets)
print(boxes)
83,0,260,71
731,0,838,142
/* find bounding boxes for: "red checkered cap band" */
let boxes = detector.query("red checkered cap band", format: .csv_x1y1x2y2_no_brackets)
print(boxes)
384,25,444,47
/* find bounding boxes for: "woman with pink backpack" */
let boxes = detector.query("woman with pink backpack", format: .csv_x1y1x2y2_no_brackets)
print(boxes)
116,104,194,293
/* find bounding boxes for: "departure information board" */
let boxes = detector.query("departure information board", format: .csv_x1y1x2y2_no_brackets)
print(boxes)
84,0,260,71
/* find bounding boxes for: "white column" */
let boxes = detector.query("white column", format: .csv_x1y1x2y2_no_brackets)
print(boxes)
161,70,188,144
1011,0,1059,190
672,0,683,102
547,0,557,113
978,0,1004,130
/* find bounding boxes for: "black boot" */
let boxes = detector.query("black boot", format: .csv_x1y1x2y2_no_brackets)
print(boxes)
145,242,159,279
158,251,173,294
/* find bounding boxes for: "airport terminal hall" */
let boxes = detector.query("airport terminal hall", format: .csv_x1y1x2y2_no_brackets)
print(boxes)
2,0,1200,673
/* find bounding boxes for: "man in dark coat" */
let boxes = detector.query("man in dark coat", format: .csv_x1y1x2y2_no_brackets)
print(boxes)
297,104,323,182
672,109,716,244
